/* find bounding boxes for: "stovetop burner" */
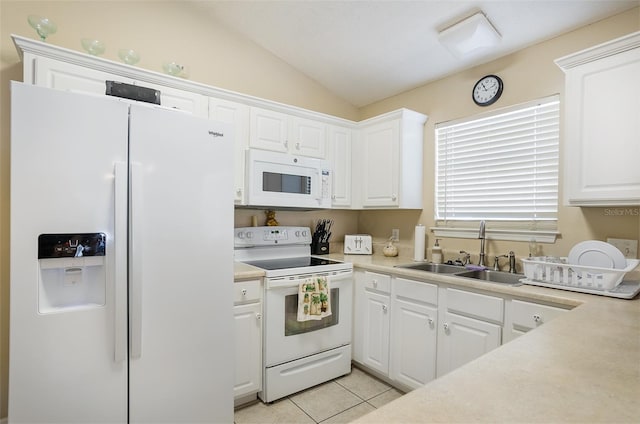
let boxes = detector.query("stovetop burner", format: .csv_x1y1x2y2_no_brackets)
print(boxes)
243,256,344,271
234,226,352,278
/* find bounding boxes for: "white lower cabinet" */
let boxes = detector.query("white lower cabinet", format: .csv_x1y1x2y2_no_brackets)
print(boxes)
436,311,501,377
503,299,568,343
354,271,391,375
233,280,262,402
436,288,503,378
389,277,438,390
353,270,571,391
353,272,438,390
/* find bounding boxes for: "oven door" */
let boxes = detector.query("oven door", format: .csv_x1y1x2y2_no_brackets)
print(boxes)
264,271,352,367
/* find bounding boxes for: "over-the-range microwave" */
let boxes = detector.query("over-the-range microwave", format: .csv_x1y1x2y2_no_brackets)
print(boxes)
246,149,332,209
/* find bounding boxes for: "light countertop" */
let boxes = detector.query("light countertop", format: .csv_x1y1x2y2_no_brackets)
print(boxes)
233,261,265,280
234,254,640,422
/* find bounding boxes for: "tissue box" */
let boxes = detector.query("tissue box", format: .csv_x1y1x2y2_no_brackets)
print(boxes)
344,235,372,255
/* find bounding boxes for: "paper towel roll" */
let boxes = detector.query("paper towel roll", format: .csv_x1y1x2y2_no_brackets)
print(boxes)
414,225,426,262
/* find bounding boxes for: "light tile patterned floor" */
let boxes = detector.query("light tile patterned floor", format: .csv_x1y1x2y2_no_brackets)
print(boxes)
234,366,403,424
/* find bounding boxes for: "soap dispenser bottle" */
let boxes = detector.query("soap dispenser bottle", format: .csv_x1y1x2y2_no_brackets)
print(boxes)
432,239,443,264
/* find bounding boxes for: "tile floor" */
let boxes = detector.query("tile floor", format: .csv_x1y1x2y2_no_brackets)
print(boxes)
234,366,404,424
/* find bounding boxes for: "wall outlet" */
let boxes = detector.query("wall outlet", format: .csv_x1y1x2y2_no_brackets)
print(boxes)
607,238,638,259
391,229,399,241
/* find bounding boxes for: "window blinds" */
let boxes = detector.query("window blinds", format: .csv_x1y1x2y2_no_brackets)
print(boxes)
435,96,559,223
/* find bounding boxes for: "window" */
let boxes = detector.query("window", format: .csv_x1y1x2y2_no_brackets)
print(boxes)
434,96,559,242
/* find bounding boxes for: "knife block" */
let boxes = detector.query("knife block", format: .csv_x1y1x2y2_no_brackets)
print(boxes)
312,242,329,255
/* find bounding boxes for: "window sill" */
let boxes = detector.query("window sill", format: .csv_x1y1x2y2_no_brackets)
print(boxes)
430,227,559,243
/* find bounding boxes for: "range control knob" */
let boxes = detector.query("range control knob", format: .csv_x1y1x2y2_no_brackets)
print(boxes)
246,232,254,239
302,230,308,238
237,231,245,239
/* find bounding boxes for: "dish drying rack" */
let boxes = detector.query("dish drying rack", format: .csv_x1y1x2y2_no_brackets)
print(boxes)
521,257,640,299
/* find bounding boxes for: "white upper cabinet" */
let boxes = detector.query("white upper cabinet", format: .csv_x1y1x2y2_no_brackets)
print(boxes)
13,35,429,211
291,116,327,158
249,107,327,158
328,125,352,207
356,109,427,209
249,108,289,153
209,98,250,205
32,55,134,93
28,55,208,117
556,31,640,206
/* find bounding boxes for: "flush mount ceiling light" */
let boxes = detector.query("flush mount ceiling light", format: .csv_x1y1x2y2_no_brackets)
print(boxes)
438,12,501,58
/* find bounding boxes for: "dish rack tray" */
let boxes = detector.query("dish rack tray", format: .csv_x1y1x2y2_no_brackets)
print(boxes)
521,257,640,298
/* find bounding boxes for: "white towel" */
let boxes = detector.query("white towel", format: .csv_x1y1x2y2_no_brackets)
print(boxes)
297,276,331,322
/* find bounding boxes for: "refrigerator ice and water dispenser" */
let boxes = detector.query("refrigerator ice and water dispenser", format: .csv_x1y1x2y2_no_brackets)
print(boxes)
37,233,106,313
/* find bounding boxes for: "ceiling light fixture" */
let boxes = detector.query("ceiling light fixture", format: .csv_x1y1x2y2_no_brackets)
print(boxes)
438,12,501,58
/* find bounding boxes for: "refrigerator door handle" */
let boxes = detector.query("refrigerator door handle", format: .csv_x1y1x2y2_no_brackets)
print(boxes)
114,162,127,363
130,162,143,359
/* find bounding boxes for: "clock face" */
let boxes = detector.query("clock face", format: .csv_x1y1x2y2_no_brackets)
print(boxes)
473,75,503,106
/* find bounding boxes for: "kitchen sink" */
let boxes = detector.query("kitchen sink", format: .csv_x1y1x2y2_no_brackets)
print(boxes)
395,262,465,274
455,270,524,285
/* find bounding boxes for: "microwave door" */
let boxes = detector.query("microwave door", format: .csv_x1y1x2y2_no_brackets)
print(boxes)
246,150,331,208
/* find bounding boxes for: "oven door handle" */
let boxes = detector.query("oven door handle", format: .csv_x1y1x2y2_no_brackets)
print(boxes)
266,271,352,289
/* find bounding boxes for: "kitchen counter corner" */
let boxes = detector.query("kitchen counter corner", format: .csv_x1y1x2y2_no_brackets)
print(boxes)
335,253,640,423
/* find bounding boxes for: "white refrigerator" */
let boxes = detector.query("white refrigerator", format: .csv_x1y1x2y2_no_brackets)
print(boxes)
9,82,234,423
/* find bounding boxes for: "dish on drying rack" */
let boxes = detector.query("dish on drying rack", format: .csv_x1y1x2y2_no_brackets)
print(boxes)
567,240,627,269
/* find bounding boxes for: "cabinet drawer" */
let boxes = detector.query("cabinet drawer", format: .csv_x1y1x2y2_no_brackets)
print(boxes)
234,280,262,304
393,277,437,305
446,288,504,324
362,271,391,294
511,299,566,330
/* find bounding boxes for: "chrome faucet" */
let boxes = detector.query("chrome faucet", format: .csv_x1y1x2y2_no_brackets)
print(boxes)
494,251,517,273
478,220,486,267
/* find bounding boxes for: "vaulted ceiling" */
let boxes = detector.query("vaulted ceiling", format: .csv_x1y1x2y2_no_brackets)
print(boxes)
194,0,639,107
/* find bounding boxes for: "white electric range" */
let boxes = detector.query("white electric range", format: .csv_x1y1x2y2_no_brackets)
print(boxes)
234,226,353,403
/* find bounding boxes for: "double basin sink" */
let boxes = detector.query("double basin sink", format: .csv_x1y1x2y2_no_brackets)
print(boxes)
395,262,524,286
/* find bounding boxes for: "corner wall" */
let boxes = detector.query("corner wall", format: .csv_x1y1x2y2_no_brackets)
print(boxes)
357,7,640,262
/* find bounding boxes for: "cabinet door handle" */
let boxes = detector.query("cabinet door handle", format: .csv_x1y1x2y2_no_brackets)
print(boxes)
533,314,542,323
382,304,388,312
256,313,262,320
443,322,450,333
241,288,247,296
391,194,397,201
427,317,434,327
295,142,301,150
372,279,378,287
284,140,289,148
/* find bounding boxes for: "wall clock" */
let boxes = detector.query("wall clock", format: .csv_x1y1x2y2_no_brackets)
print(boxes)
472,74,503,106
